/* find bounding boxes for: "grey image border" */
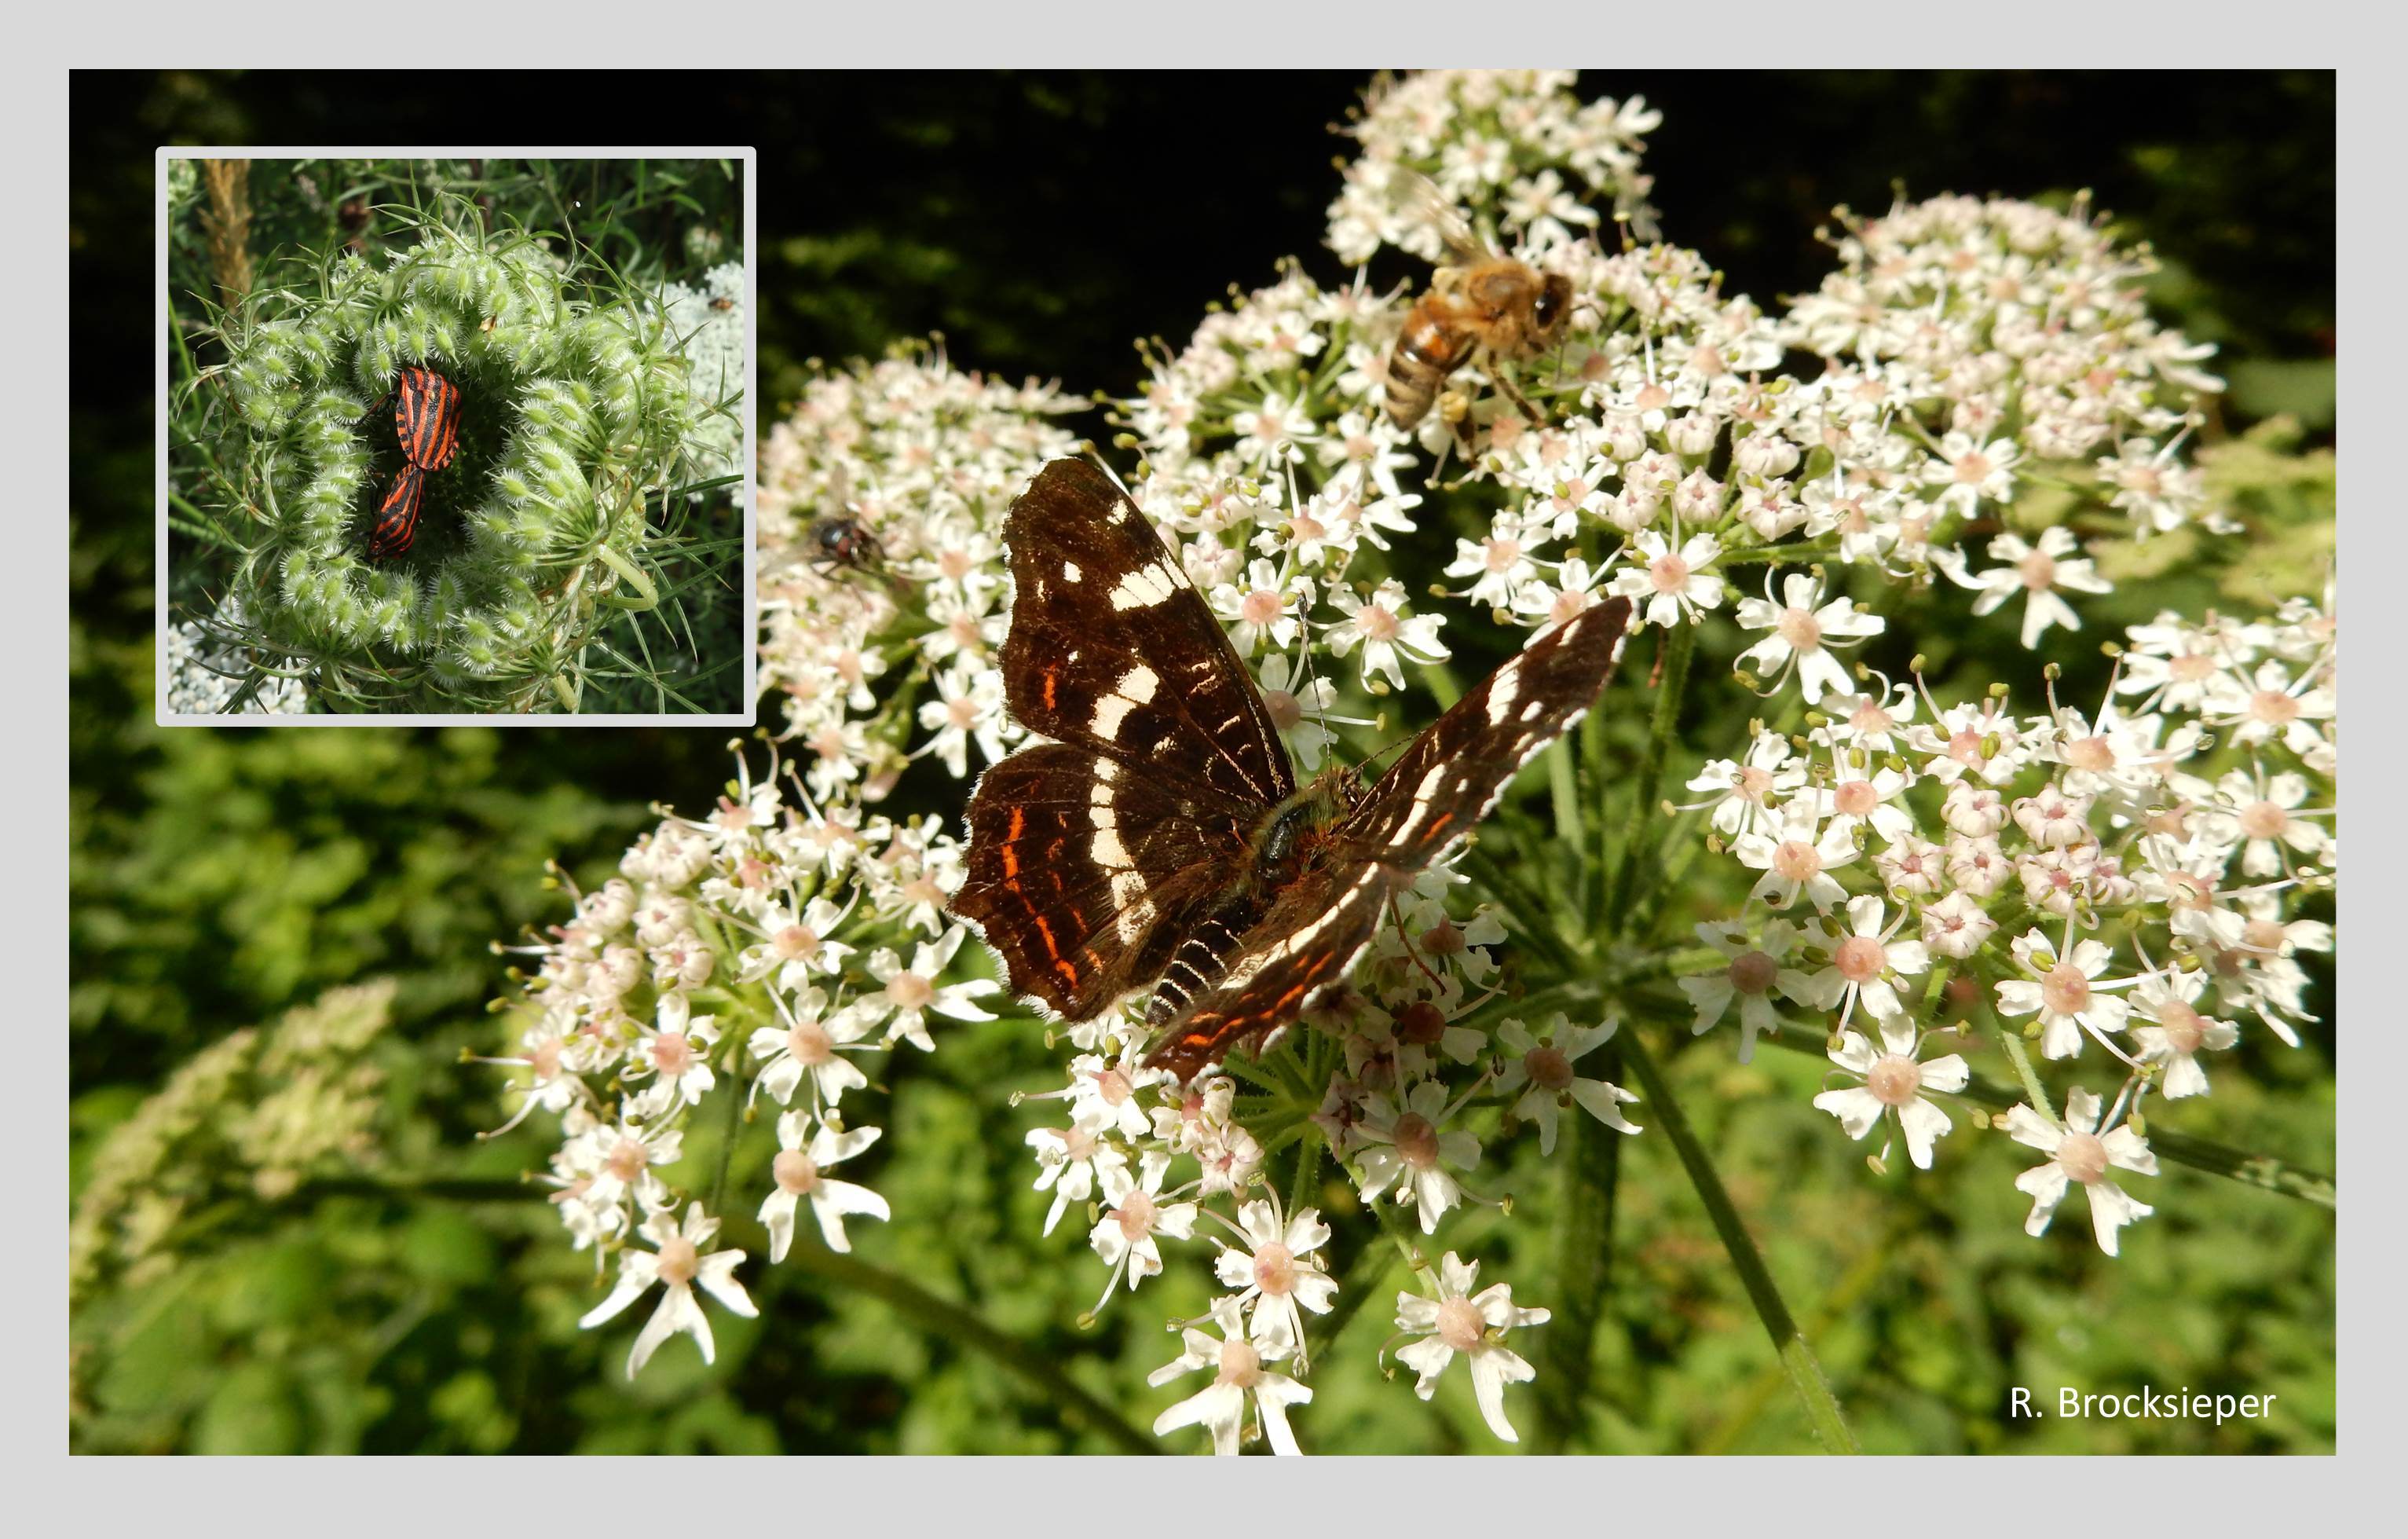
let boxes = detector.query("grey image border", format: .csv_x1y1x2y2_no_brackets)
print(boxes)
151,145,760,727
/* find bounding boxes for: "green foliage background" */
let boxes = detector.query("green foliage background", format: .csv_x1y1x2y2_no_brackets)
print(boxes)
69,70,2335,1453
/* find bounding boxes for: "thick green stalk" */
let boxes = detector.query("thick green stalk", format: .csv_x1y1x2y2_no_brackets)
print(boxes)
1606,621,1696,933
1534,1042,1623,1453
1619,1028,1859,1453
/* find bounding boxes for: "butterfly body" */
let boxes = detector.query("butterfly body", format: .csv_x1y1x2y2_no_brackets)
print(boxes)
950,459,1631,1082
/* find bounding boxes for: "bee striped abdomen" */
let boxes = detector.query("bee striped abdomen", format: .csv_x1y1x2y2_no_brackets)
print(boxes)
395,365,462,471
368,462,426,561
1383,302,1475,428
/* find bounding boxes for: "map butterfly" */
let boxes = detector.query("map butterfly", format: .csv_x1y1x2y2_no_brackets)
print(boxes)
950,458,1634,1081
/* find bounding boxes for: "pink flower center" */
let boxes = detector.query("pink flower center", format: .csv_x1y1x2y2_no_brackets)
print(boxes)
1117,1189,1157,1240
1524,1045,1574,1092
774,924,821,959
1354,606,1401,643
607,1136,650,1183
774,1149,821,1195
2249,690,2300,726
1833,779,1878,817
887,972,934,1010
947,696,979,730
2065,735,2115,772
1777,606,1823,651
788,1018,833,1066
2018,550,2059,591
1772,840,1824,883
1217,1337,1263,1387
1484,537,1523,573
1834,934,1887,984
2056,1130,2110,1185
2238,800,2290,841
2157,999,2206,1054
652,1031,694,1078
939,548,972,581
1649,552,1692,593
655,1235,699,1286
1253,1242,1297,1296
1865,1054,1923,1106
1729,949,1777,995
1242,588,1286,626
1435,1295,1487,1354
1391,1112,1440,1169
2040,962,2092,1016
1095,1068,1132,1107
2170,651,2216,682
1953,449,1993,484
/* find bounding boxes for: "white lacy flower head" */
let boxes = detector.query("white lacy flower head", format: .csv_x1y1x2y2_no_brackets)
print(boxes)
1327,70,1659,266
757,342,1083,784
490,741,994,1376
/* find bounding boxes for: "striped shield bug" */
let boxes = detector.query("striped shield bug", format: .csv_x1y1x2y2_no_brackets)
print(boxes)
368,462,427,561
393,365,463,471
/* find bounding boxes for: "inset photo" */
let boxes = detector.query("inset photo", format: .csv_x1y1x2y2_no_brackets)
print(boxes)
158,152,754,720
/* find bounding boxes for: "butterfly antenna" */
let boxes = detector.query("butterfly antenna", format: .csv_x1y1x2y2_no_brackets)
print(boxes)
1083,445,1137,502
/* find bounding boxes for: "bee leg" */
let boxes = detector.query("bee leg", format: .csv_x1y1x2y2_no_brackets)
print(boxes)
1494,368,1546,427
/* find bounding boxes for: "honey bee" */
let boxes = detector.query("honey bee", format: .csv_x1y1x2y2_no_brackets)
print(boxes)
1383,171,1574,432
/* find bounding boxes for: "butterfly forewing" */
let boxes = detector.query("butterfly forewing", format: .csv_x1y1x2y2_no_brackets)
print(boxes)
1141,597,1634,1079
997,460,1294,812
1336,596,1634,863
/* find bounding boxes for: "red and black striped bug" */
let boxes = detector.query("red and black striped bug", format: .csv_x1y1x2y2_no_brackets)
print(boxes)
368,462,427,561
393,365,463,472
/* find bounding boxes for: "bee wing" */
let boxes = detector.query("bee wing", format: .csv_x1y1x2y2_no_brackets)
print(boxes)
1389,167,1495,267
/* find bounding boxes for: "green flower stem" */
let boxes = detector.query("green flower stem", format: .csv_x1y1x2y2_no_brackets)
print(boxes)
1535,1040,1623,1453
704,1072,749,1220
1997,1030,2059,1126
1605,620,1696,936
1755,1021,2337,1210
778,1240,1160,1455
1618,1026,1860,1453
1287,1127,1324,1228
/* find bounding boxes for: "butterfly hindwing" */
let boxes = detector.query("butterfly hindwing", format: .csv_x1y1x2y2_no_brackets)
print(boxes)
953,742,1246,1022
998,460,1294,811
1336,597,1634,865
